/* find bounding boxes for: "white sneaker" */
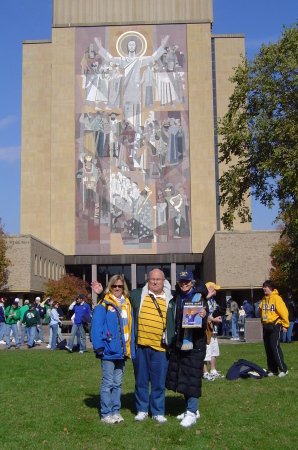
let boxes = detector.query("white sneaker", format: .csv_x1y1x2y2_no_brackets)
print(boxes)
177,410,200,420
113,414,124,423
12,338,15,343
152,415,167,423
46,344,51,349
134,412,148,421
36,340,42,343
180,411,197,428
203,373,215,382
210,370,224,379
278,370,289,378
0,340,6,344
65,345,73,353
101,415,116,424
79,350,84,354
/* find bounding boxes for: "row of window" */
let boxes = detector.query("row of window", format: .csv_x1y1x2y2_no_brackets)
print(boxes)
34,255,65,280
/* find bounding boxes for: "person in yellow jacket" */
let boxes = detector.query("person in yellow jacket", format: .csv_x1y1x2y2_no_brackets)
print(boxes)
259,280,289,377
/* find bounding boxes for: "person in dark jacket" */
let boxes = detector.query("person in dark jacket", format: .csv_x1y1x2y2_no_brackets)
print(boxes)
23,304,40,348
283,292,297,343
91,275,135,424
166,270,214,428
242,300,255,318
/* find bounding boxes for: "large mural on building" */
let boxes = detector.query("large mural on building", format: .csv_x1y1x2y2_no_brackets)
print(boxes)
75,24,191,255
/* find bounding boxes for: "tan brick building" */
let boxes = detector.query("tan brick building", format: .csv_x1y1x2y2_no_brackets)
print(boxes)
12,0,280,305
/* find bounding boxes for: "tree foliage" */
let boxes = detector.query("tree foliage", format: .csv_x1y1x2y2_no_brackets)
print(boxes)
43,274,90,308
217,23,298,230
0,218,11,289
217,23,298,291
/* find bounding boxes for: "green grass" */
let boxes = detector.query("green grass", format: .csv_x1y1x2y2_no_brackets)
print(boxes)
0,343,297,450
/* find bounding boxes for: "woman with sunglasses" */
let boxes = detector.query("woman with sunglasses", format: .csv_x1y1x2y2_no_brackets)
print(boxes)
91,275,135,424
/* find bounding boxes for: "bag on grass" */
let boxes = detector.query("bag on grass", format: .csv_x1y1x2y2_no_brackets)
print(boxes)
57,339,67,350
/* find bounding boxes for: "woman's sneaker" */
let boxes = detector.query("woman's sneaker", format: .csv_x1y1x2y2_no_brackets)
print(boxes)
113,414,124,423
101,415,116,424
180,411,197,428
177,410,200,420
278,370,289,378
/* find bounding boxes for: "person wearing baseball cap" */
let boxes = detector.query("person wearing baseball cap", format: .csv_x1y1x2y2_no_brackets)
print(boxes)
34,296,45,343
166,270,212,428
203,282,224,381
22,303,41,348
20,300,30,345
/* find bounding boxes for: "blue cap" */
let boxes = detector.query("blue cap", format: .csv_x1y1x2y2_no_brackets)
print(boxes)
178,270,194,281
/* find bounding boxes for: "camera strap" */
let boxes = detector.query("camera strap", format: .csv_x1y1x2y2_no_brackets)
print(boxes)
148,293,165,331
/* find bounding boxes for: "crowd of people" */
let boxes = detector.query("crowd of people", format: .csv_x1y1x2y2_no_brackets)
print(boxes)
0,273,296,428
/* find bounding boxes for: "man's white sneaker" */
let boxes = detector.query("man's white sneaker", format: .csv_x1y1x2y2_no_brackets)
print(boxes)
0,340,6,344
36,340,42,343
79,350,84,354
180,411,197,428
101,415,116,424
267,371,275,377
134,412,148,421
152,415,167,423
46,344,51,349
113,414,124,423
177,410,200,420
65,345,73,353
278,370,289,378
210,370,224,379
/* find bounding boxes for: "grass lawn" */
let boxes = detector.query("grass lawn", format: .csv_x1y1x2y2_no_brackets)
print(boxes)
0,342,297,450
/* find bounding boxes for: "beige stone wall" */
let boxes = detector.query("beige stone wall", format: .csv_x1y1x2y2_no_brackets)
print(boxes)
188,23,217,253
213,35,251,231
50,28,76,255
21,42,52,244
203,231,280,289
3,235,65,295
53,0,213,26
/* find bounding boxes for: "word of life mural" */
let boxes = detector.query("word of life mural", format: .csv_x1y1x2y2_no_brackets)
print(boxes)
75,25,191,255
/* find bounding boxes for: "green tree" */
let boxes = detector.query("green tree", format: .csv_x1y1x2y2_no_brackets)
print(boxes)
43,274,90,308
217,23,298,290
0,218,11,289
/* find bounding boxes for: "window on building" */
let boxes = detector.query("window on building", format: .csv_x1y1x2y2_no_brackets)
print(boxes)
44,259,47,278
34,255,38,276
40,257,43,277
52,262,55,280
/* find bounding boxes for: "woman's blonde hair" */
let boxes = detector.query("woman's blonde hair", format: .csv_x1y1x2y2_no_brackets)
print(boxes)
105,274,129,298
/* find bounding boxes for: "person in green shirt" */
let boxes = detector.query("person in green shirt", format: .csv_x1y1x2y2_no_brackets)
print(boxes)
23,304,40,348
5,300,21,349
20,300,30,345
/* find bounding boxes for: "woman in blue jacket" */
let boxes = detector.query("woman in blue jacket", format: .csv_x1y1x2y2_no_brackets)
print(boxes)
91,275,135,424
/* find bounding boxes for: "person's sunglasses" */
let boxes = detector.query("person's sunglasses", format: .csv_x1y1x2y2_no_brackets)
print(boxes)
111,284,124,289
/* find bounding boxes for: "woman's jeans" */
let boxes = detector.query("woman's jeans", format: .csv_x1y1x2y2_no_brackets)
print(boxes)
100,359,126,417
283,321,294,342
50,324,58,350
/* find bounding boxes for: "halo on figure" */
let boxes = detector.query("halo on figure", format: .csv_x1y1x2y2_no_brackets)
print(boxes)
116,31,147,58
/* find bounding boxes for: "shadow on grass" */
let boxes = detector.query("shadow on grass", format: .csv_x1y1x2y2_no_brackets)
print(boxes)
83,391,186,417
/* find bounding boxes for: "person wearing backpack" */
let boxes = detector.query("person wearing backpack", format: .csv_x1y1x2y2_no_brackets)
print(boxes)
22,304,40,348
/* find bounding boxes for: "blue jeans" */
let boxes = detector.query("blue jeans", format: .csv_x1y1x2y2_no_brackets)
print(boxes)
100,359,126,417
0,322,6,340
68,324,86,351
133,346,168,416
50,324,58,350
222,319,230,336
20,325,29,344
27,326,36,347
6,324,19,348
185,396,198,414
283,321,294,342
231,314,239,338
35,319,44,341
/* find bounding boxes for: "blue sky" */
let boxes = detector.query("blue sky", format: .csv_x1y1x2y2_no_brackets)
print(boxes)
0,0,297,234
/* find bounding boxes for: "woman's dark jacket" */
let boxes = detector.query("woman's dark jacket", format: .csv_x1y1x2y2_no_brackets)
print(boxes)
166,279,209,398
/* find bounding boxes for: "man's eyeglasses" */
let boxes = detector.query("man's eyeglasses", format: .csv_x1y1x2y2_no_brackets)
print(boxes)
111,284,124,289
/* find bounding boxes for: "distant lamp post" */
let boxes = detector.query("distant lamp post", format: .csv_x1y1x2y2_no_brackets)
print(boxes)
250,284,254,305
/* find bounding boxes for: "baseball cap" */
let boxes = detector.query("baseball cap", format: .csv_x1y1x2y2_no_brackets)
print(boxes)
24,300,30,305
35,297,41,301
76,294,84,300
178,270,194,281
